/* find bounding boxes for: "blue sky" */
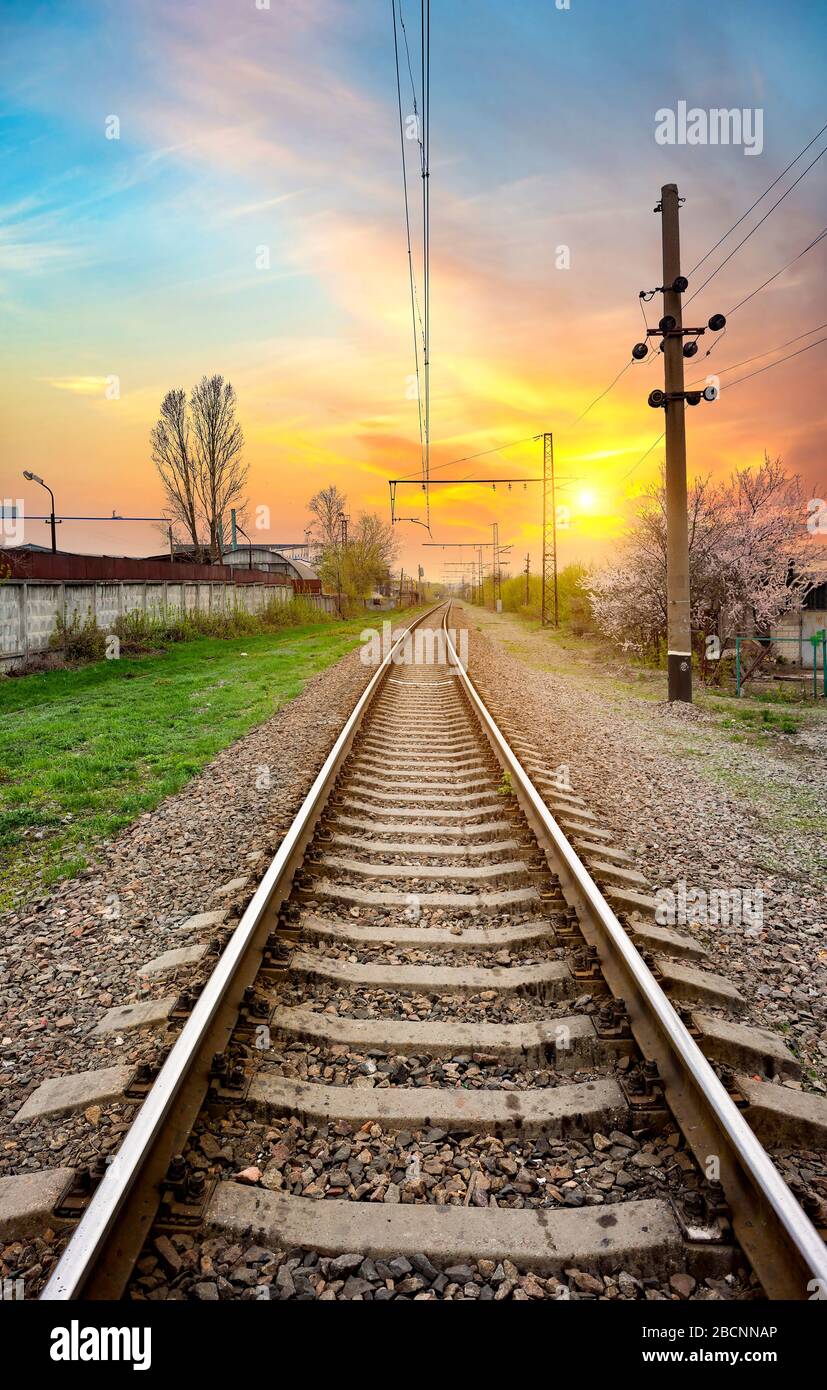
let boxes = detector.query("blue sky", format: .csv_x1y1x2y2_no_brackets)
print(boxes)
1,0,825,565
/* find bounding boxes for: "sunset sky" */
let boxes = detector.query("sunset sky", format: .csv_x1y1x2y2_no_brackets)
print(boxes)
1,0,825,579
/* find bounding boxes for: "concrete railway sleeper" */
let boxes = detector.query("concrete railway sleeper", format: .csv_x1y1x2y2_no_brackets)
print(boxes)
14,603,823,1302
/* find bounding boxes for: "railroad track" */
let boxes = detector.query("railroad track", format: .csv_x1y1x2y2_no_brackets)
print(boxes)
30,601,827,1301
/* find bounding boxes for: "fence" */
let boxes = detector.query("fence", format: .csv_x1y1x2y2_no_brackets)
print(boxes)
735,634,827,699
0,577,336,670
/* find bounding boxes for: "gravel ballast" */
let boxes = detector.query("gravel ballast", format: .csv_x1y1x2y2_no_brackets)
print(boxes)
459,605,827,1092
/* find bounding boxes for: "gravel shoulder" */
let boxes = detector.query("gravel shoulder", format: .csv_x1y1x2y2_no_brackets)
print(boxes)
0,644,374,1175
459,604,827,1091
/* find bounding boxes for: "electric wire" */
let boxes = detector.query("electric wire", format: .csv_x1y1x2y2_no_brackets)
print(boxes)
572,359,634,424
391,0,425,486
725,226,827,316
719,332,827,392
421,0,431,522
689,321,827,384
398,2,423,162
397,434,540,481
687,118,827,276
618,431,666,484
683,141,827,309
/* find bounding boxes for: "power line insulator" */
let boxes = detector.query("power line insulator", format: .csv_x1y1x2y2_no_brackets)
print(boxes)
648,389,665,408
659,314,677,333
672,276,688,293
686,391,702,406
708,313,727,331
683,341,699,358
632,342,648,360
703,384,719,402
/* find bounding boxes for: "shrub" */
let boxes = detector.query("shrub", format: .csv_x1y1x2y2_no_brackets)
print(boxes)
43,596,336,668
495,564,595,630
49,611,107,663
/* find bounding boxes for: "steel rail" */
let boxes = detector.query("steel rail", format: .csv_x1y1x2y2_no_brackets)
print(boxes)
442,606,827,1301
41,602,447,1301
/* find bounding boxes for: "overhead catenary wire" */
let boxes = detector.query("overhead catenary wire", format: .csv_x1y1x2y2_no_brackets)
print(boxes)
390,0,430,528
393,105,827,534
396,1,425,333
397,1,423,155
391,0,425,486
397,433,540,480
421,0,431,519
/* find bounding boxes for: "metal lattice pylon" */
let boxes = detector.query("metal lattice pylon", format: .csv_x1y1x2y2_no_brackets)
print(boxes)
541,431,558,626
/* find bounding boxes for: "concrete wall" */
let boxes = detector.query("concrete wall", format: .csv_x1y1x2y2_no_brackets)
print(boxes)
772,609,827,670
0,580,336,670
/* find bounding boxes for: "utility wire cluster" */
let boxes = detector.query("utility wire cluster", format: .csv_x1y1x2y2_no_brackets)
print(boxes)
391,0,430,527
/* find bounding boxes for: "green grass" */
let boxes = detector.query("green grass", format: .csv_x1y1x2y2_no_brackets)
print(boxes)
0,609,419,911
716,704,799,736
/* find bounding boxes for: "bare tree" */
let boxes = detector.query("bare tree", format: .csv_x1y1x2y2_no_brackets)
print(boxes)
346,512,398,594
308,484,348,552
151,377,248,561
190,375,247,563
150,389,201,549
317,510,398,605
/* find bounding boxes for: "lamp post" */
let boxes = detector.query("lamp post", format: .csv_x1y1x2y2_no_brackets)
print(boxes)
22,471,56,553
234,521,254,570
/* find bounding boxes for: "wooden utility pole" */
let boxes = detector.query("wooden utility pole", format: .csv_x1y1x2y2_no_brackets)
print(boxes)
659,185,692,702
541,432,559,627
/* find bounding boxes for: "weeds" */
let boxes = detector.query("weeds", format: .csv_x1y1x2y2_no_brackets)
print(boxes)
45,597,332,666
48,611,107,662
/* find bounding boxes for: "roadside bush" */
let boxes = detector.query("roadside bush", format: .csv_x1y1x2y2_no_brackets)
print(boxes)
49,611,107,663
113,611,187,652
37,597,337,669
263,596,331,628
496,564,595,630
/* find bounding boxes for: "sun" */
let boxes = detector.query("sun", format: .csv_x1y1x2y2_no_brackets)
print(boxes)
577,489,597,512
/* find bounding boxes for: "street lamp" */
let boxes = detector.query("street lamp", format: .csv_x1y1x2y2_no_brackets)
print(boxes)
234,521,254,570
22,471,57,553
